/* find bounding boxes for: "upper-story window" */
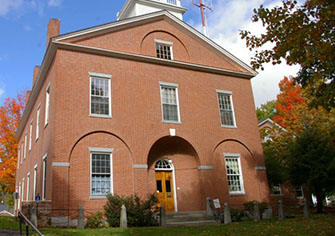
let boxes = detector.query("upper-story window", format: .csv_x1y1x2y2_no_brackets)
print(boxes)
36,104,40,141
45,84,50,126
29,120,33,151
89,72,112,117
167,0,177,4
160,82,180,123
24,134,27,159
224,153,245,195
217,90,236,128
156,40,173,60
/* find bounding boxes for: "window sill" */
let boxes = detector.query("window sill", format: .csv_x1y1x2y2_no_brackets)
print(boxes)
89,195,108,200
163,120,181,125
90,114,112,119
44,122,48,129
229,193,246,196
221,125,237,129
35,138,39,143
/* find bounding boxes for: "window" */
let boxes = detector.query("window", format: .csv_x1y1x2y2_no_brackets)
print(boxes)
42,154,47,200
295,186,303,198
33,164,37,198
29,120,33,151
22,178,25,201
18,183,21,210
90,148,113,197
17,148,20,169
224,153,244,194
156,40,173,60
167,0,177,4
36,104,40,141
271,185,282,195
24,134,27,159
217,90,236,127
21,143,23,164
90,73,112,117
26,173,30,201
160,82,180,123
45,84,50,126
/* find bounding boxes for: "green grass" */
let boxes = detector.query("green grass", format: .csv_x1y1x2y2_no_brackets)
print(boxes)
1,213,335,236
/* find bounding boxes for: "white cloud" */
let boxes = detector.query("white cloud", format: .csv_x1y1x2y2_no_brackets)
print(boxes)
24,24,32,31
186,0,300,107
0,0,23,16
47,0,62,7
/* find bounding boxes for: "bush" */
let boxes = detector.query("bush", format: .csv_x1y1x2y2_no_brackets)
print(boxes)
243,201,269,218
85,211,105,228
104,193,158,227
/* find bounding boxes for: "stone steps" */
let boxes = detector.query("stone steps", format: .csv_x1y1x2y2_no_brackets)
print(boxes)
165,211,220,227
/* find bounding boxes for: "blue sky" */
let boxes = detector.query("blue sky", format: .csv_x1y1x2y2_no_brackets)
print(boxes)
0,0,299,107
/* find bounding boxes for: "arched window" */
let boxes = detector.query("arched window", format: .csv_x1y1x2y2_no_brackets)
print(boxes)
155,159,172,170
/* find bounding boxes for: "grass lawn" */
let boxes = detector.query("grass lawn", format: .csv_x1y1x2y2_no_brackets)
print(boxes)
1,213,334,235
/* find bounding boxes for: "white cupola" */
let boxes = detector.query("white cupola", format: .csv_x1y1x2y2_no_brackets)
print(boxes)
117,0,187,21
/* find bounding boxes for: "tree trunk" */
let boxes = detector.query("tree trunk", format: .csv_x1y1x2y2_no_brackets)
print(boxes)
315,191,324,213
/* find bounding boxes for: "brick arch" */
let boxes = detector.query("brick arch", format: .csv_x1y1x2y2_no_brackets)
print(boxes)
140,30,190,61
67,130,133,162
212,139,255,161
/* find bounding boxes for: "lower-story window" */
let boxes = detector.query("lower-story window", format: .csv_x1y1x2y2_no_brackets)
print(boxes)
90,148,113,198
224,153,245,194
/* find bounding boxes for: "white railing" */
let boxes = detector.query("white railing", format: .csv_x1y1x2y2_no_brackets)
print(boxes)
156,0,181,6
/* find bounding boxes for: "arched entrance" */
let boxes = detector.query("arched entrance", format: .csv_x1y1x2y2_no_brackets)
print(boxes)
155,159,176,212
147,136,203,212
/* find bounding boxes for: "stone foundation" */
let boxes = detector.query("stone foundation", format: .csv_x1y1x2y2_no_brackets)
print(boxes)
21,201,52,227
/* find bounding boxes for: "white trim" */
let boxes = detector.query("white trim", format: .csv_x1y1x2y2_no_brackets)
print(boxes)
26,172,30,201
42,154,47,200
35,104,40,141
52,162,70,167
21,178,25,201
18,183,21,210
198,166,213,170
155,39,173,46
133,164,148,169
29,120,33,151
24,134,27,159
0,210,14,216
224,153,245,195
217,91,237,128
89,147,114,153
89,75,112,118
33,164,37,198
45,83,50,127
89,72,112,79
89,148,114,198
160,82,181,123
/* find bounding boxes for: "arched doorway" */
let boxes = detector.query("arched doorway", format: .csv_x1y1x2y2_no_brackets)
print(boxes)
147,136,203,212
155,159,176,212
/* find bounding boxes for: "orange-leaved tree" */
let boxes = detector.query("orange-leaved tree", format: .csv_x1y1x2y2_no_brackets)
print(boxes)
0,93,25,193
273,76,305,128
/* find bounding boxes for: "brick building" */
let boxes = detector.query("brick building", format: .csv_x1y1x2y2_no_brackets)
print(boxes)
15,0,269,224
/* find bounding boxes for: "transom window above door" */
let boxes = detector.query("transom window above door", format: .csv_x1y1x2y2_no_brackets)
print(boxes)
155,159,173,170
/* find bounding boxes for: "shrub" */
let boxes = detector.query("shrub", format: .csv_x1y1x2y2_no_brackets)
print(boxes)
85,211,105,228
104,193,158,227
243,201,269,218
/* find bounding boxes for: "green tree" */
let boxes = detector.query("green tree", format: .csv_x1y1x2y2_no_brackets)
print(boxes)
241,0,335,109
256,100,277,121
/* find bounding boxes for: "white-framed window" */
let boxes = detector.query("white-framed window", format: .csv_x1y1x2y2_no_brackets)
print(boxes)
271,185,282,195
295,186,304,198
24,134,27,159
17,148,20,169
217,90,236,128
160,82,180,123
89,72,112,117
29,120,33,151
21,143,23,164
26,172,30,201
45,84,50,126
22,178,25,201
36,104,40,141
89,147,113,198
155,40,173,60
42,154,47,200
33,164,37,198
224,153,245,194
18,183,21,210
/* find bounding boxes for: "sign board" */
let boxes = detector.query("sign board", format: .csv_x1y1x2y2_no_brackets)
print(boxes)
213,198,221,209
35,195,41,204
13,192,19,200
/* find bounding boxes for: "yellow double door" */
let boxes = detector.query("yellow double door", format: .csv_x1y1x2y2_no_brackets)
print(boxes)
155,171,175,212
